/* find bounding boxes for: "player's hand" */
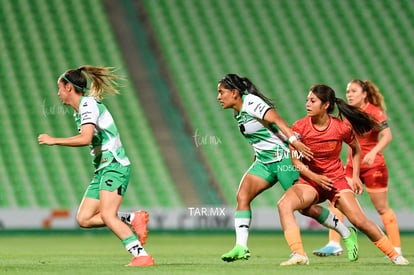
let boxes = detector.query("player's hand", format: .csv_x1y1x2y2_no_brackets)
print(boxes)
291,140,313,161
351,176,364,195
312,174,334,191
38,134,55,145
362,151,376,165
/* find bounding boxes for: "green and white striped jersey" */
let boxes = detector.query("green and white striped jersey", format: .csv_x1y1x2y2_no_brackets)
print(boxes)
74,96,130,171
235,94,289,163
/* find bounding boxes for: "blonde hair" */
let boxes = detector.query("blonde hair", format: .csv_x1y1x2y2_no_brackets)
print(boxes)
61,65,122,100
352,79,386,111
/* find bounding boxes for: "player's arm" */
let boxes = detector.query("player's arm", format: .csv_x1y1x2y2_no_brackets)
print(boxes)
363,126,392,165
264,109,313,160
38,124,94,147
347,137,364,195
289,145,333,190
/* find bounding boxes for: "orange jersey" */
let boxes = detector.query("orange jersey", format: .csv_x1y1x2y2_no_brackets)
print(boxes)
292,116,355,183
346,102,387,170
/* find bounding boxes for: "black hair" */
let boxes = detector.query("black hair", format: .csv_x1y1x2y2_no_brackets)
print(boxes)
310,84,377,136
218,74,274,108
61,68,87,94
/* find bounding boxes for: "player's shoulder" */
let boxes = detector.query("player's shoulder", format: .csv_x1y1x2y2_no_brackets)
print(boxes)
364,102,386,119
79,96,101,111
331,117,353,136
293,117,308,128
331,117,350,128
243,93,263,105
80,96,97,107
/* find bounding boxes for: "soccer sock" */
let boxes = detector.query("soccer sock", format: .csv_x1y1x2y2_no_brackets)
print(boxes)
234,210,251,247
122,235,147,257
317,207,350,239
284,225,306,256
118,212,134,225
329,205,344,243
373,235,399,260
380,209,401,249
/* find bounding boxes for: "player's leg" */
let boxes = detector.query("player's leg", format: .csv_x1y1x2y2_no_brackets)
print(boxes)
368,190,402,254
277,184,317,265
276,159,349,257
365,165,401,254
76,172,105,228
77,197,105,227
99,163,153,266
311,201,345,256
302,203,354,258
222,162,272,262
100,188,153,266
335,192,408,265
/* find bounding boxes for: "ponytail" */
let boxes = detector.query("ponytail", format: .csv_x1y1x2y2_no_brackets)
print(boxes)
219,74,274,108
335,97,377,136
60,65,122,100
310,84,376,136
78,65,121,100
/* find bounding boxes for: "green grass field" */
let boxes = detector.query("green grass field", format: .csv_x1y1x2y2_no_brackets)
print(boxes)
0,231,413,274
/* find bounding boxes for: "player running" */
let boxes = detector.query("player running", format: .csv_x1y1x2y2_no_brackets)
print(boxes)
38,65,153,266
313,80,402,257
277,84,408,265
217,74,358,263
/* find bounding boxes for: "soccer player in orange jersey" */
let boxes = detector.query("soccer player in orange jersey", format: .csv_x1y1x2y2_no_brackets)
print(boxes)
313,80,402,257
277,84,408,265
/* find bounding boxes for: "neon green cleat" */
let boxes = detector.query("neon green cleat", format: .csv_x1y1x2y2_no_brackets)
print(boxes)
221,244,251,262
343,227,359,262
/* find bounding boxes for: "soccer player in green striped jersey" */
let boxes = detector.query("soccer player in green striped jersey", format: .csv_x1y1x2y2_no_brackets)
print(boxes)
38,66,153,267
217,74,358,264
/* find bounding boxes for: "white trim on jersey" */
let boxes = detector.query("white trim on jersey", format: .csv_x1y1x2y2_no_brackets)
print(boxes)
242,94,271,120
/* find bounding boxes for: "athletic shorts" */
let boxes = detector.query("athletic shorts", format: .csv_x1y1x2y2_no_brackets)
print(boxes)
296,177,353,204
84,161,131,200
247,157,299,191
345,164,388,193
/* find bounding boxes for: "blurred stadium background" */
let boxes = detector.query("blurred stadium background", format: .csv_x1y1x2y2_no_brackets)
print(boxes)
0,0,413,231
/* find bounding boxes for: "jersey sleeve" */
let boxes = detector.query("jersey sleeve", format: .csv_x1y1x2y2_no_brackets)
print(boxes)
373,109,389,131
79,97,99,126
243,94,271,120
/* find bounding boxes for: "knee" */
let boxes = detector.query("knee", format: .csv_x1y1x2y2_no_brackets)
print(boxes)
277,197,292,213
236,192,251,207
376,207,390,216
76,214,91,228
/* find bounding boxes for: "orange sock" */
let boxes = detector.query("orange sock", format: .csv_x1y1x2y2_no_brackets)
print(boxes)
329,205,344,243
373,235,399,259
284,226,305,256
380,209,401,248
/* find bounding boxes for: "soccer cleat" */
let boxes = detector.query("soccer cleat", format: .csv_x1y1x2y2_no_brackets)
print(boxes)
131,211,149,245
343,227,359,262
126,254,154,266
221,244,251,262
392,255,409,265
313,245,343,257
280,253,309,266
